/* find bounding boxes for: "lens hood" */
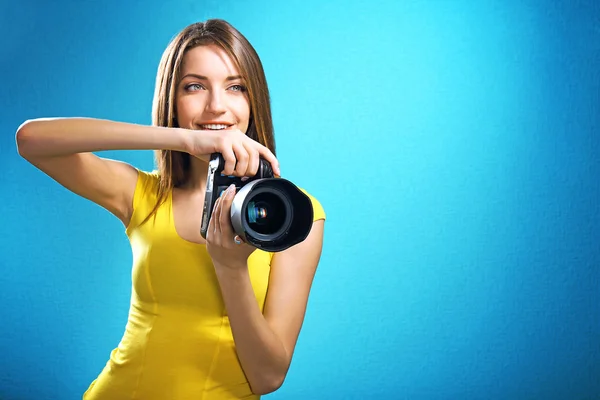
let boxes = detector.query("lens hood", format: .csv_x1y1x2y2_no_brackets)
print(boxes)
230,178,313,252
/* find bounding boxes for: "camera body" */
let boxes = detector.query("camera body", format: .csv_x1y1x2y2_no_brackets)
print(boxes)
200,153,314,252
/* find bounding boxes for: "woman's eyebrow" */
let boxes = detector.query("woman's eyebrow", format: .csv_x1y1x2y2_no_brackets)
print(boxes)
181,73,242,81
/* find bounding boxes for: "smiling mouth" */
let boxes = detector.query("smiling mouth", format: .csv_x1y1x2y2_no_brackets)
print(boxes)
198,123,234,130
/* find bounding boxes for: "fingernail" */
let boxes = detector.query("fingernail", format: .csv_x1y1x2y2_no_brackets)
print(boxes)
241,176,249,182
228,184,236,196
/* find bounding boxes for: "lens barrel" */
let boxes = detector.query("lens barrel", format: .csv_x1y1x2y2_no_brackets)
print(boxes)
230,178,313,252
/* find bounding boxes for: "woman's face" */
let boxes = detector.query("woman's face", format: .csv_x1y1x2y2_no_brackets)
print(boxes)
176,44,250,133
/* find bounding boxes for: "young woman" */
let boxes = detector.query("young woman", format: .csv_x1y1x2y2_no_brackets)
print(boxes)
16,19,326,399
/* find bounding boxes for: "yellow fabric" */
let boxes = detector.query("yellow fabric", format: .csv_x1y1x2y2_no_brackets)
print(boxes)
83,169,325,400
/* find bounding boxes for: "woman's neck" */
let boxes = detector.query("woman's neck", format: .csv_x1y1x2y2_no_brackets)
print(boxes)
179,157,209,193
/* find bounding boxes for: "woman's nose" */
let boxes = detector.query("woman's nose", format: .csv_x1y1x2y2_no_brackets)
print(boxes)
205,91,226,114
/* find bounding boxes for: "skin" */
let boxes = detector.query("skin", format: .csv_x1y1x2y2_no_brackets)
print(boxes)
15,43,325,396
175,44,253,192
175,45,326,394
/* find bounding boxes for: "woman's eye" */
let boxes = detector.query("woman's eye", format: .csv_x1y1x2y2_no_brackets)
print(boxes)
229,84,246,92
185,83,203,91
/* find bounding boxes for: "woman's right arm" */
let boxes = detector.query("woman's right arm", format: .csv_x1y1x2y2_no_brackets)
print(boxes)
15,117,280,227
15,117,190,226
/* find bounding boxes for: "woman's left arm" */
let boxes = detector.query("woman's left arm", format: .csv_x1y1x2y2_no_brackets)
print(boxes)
207,184,325,395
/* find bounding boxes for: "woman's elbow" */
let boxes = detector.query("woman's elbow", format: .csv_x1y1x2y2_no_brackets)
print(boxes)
250,375,285,395
15,120,36,158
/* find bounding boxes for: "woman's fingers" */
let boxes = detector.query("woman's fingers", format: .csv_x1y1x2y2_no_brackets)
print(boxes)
212,196,222,240
205,129,279,177
232,142,249,177
220,138,237,176
252,142,280,176
219,184,235,237
244,141,260,177
207,186,235,246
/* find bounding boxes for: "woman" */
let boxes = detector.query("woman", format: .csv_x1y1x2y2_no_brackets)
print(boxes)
16,19,325,399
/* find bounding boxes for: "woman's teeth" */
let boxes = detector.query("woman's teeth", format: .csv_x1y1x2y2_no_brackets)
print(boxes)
200,124,231,130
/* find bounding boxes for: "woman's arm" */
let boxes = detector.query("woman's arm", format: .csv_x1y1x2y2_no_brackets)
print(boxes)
212,219,325,395
15,117,190,225
16,118,279,226
16,117,188,157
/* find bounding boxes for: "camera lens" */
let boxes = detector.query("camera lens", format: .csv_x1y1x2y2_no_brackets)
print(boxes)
247,201,267,224
245,193,287,235
230,178,313,252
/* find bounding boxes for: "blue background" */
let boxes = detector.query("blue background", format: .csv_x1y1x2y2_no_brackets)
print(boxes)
1,1,599,399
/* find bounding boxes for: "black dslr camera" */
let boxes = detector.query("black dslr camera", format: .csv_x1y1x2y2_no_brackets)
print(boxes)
200,153,314,252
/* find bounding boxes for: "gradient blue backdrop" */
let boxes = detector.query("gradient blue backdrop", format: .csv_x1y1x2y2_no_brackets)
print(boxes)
1,1,599,399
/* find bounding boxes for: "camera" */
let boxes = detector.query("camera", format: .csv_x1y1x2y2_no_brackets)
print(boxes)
200,153,314,252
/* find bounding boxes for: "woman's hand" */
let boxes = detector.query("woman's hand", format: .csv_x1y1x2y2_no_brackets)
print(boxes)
184,127,281,178
206,183,256,270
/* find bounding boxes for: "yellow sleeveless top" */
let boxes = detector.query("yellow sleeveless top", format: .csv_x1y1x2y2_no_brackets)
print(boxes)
83,169,325,400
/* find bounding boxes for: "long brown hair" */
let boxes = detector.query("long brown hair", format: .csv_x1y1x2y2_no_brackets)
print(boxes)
140,19,276,227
